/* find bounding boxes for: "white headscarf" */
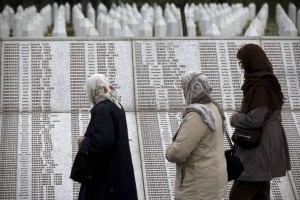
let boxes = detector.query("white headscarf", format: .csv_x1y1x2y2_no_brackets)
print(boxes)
84,74,121,109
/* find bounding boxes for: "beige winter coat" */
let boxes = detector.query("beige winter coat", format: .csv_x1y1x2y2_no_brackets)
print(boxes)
166,103,227,200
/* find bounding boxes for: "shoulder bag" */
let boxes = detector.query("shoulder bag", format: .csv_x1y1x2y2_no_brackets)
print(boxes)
231,110,273,149
224,129,244,181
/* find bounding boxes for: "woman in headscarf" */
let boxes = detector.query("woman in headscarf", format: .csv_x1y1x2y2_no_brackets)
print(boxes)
166,72,228,200
229,44,291,200
72,74,138,200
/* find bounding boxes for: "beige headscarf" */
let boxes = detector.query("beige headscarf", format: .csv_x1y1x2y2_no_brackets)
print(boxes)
84,74,121,109
181,71,225,131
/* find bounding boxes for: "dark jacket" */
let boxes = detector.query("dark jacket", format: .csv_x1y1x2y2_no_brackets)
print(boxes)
77,100,138,200
231,106,291,181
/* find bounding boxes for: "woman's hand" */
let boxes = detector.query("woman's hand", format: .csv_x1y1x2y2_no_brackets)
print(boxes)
77,137,85,148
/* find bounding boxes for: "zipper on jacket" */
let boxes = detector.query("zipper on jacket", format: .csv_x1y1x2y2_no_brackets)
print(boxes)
235,134,251,139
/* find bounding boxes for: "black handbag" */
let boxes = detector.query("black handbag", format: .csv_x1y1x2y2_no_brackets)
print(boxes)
224,129,244,181
70,150,106,184
70,151,95,184
231,110,273,149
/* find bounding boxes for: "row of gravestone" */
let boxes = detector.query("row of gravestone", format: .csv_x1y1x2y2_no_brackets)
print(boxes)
0,2,299,38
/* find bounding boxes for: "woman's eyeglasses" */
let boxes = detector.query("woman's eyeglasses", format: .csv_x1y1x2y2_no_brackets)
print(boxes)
238,61,243,67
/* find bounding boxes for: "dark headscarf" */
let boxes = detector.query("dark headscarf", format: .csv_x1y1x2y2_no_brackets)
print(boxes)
237,44,284,112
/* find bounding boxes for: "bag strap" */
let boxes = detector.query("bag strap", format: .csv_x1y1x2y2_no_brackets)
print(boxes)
224,128,234,150
220,112,234,150
260,110,274,130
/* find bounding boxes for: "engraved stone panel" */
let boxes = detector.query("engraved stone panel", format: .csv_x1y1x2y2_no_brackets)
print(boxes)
0,112,144,200
1,38,300,200
261,40,300,110
133,39,298,200
133,39,260,112
137,111,298,200
0,40,134,113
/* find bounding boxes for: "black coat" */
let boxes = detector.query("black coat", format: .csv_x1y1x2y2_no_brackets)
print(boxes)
77,100,138,200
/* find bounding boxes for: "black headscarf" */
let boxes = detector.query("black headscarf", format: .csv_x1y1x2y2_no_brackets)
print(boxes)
237,44,284,112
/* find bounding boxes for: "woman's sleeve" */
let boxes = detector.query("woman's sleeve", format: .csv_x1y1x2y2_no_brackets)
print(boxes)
231,106,269,129
80,106,115,155
166,112,209,163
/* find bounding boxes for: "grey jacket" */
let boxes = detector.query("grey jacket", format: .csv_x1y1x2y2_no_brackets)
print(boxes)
230,106,291,181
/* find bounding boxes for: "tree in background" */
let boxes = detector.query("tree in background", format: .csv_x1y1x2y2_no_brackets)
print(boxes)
174,0,188,36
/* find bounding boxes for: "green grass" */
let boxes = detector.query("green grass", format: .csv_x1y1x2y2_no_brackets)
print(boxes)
265,19,279,36
66,22,75,36
44,25,54,37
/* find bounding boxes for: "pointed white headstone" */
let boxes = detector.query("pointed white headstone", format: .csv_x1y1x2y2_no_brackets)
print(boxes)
22,23,36,37
109,19,121,37
187,18,196,37
0,18,9,37
166,13,178,37
281,20,297,36
127,14,139,36
154,17,167,37
199,11,210,36
102,16,112,37
206,23,221,36
244,25,260,36
53,18,67,37
86,26,99,37
248,3,256,19
288,3,297,25
1,9,10,30
96,13,105,36
120,26,134,37
97,3,108,15
139,21,152,37
34,13,44,37
17,5,24,12
13,12,23,37
65,3,70,23
87,5,96,27
297,9,300,31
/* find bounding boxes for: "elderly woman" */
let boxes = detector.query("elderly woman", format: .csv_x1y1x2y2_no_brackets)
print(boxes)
229,44,291,200
166,72,227,200
71,74,138,200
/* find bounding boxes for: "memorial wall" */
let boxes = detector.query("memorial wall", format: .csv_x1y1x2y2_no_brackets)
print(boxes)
0,37,299,200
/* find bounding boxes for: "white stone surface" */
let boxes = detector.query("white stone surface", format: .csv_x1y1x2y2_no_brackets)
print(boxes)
297,9,300,31
109,19,121,37
154,17,167,37
187,18,196,37
0,112,144,200
288,2,297,25
166,13,178,37
1,38,300,200
199,11,210,36
87,4,96,27
22,23,36,37
0,18,9,38
53,15,67,37
1,40,134,112
248,3,256,19
244,25,260,36
127,14,139,36
206,23,221,36
120,26,134,37
65,2,70,23
139,21,152,37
